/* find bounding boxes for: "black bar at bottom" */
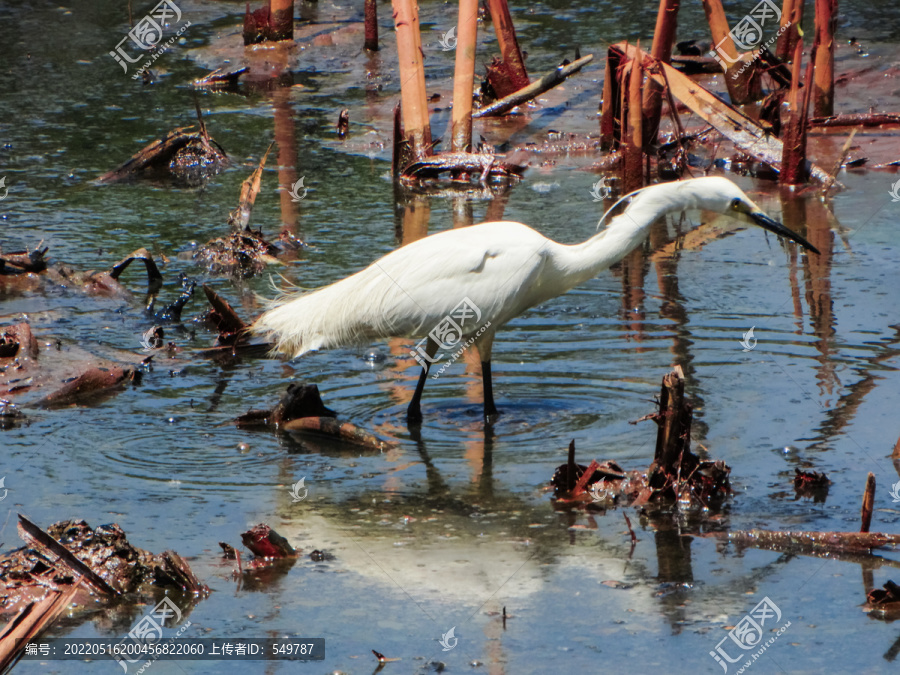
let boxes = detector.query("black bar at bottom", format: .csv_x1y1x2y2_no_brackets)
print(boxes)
18,638,325,661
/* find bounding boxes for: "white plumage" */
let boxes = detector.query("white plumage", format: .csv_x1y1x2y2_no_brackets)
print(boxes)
252,177,818,423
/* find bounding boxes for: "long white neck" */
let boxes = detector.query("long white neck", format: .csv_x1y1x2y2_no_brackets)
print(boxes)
551,185,692,291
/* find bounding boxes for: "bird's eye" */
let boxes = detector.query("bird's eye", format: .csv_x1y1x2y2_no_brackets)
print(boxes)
731,198,742,211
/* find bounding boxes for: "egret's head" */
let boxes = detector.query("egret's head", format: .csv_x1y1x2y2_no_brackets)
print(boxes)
689,177,819,254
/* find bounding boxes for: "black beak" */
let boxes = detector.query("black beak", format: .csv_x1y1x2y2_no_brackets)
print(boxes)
750,211,819,255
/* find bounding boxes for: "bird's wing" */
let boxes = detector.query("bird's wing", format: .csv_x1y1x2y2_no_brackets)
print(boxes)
252,222,551,357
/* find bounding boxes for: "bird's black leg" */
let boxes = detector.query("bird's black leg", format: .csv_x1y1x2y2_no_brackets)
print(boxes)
482,360,499,420
406,364,430,425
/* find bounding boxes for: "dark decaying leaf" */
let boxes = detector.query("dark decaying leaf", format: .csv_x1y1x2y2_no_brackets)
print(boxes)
98,126,227,185
240,524,297,558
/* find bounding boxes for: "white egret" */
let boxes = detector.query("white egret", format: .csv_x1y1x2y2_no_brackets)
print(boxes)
252,177,818,423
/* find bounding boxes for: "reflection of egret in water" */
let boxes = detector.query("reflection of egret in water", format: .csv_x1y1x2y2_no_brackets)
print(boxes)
269,445,787,666
267,399,762,654
272,430,522,670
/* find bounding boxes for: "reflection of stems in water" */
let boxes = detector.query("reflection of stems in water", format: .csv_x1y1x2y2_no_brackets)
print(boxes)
649,215,709,441
811,326,900,447
451,194,474,229
653,523,693,633
883,630,900,662
273,87,299,237
624,511,637,558
798,195,838,397
485,189,510,222
788,243,804,327
862,559,876,595
298,0,317,22
618,246,647,342
795,190,897,446
381,336,421,422
365,51,381,107
206,375,232,413
397,193,431,246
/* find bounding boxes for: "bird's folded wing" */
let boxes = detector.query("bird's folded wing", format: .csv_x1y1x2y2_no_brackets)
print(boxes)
253,222,552,356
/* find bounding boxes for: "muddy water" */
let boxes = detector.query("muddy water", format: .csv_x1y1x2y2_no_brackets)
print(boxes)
2,1,900,673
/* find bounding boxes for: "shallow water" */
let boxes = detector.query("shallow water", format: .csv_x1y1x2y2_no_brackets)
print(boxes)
2,0,900,673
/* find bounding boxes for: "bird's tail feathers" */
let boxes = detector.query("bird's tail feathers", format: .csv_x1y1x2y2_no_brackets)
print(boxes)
256,272,309,306
251,265,426,359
